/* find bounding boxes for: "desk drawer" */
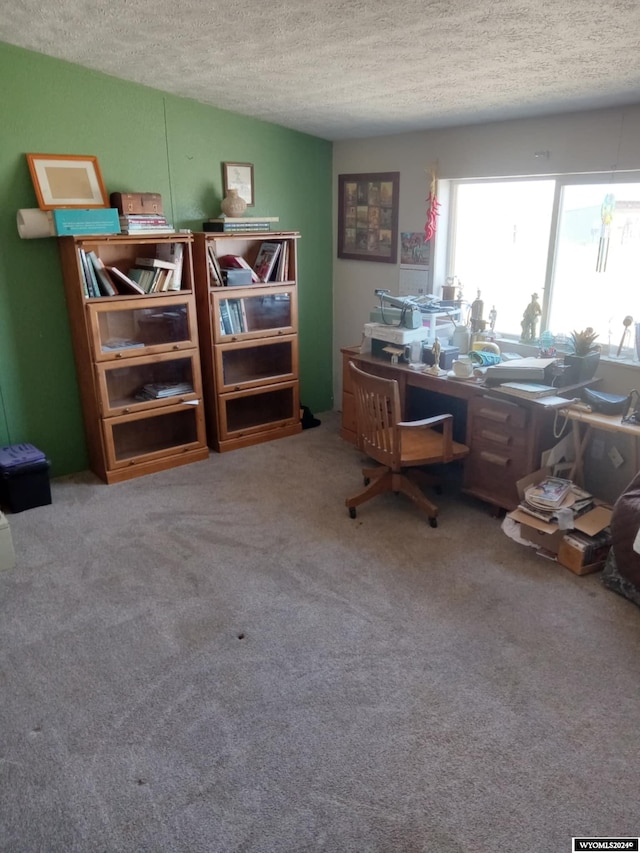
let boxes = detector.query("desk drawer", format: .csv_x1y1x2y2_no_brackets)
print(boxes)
464,395,532,509
463,451,525,510
471,395,528,429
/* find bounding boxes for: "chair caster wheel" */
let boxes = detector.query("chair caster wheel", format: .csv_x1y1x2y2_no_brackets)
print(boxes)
349,507,357,519
429,517,438,528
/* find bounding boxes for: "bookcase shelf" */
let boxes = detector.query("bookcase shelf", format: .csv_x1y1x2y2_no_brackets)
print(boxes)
58,234,208,483
193,231,302,452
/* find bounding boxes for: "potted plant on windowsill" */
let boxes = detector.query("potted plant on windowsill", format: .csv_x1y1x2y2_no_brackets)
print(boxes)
564,327,601,383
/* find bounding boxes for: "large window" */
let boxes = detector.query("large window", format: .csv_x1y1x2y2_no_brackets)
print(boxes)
448,175,640,356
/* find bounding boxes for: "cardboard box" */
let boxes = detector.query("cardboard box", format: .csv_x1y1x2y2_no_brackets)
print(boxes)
557,536,610,575
508,467,570,554
53,208,120,236
556,511,612,574
507,468,612,563
516,521,566,554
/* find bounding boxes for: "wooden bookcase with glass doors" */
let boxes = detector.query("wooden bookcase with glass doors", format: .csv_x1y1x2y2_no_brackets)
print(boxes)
193,231,301,452
58,234,209,483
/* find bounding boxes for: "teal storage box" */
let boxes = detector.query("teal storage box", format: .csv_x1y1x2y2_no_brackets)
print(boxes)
53,208,120,236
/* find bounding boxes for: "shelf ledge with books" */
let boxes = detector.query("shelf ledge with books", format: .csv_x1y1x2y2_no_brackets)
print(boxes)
65,234,191,298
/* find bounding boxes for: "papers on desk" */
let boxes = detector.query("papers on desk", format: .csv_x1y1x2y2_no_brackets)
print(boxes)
484,357,558,385
497,382,558,399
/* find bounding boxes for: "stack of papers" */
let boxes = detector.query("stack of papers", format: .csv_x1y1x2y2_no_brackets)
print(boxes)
518,480,594,524
497,382,558,399
484,357,558,385
136,382,194,400
525,477,573,509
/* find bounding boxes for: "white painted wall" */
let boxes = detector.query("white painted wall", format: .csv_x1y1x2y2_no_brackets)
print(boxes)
332,104,640,407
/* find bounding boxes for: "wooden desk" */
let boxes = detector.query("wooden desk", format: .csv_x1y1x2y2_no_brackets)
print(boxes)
341,346,582,512
561,407,640,486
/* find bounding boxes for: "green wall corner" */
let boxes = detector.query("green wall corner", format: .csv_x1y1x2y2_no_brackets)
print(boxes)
0,42,333,476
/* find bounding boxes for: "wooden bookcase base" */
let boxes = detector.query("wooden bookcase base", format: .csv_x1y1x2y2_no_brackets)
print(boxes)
103,446,210,483
214,422,302,453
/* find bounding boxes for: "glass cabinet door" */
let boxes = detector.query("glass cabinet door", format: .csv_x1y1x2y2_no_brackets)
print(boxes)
212,285,297,343
95,351,202,417
214,335,297,393
218,381,299,440
87,295,198,361
103,402,206,470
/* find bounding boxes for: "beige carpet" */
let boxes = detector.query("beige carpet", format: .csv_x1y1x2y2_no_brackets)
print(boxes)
1,411,639,853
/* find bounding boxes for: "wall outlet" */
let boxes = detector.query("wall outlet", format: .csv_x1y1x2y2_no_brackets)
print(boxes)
608,445,624,468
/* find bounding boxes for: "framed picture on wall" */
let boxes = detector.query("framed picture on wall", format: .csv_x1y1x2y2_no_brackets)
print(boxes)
26,153,109,209
337,172,399,263
222,162,254,207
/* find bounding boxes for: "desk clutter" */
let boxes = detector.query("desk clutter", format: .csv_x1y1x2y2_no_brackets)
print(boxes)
504,468,612,575
362,291,613,397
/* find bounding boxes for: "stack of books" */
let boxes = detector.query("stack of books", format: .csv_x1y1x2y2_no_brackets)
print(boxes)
136,381,194,401
203,216,279,233
129,256,179,293
525,476,572,509
102,338,145,351
497,382,558,399
218,254,260,283
484,357,558,386
119,213,174,235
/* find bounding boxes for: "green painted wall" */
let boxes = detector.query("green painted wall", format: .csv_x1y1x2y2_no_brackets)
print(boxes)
0,42,333,476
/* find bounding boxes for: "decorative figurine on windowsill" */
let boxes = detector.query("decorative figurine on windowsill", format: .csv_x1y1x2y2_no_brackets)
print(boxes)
426,337,445,375
520,293,542,342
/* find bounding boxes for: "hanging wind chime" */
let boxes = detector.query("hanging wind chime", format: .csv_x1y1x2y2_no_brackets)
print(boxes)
424,165,440,242
596,192,615,272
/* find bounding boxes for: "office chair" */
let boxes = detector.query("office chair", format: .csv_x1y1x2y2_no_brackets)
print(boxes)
345,361,470,526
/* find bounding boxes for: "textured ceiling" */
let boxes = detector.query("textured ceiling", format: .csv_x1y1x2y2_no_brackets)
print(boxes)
2,0,640,140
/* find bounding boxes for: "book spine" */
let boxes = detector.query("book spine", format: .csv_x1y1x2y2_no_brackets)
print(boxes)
77,249,90,297
79,249,99,297
219,301,233,335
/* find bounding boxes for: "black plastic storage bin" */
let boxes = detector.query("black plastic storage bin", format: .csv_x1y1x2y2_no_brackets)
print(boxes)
0,444,52,513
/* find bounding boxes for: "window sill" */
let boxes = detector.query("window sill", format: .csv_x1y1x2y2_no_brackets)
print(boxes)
493,337,640,369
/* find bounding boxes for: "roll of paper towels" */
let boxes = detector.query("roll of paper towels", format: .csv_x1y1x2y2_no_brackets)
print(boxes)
17,209,55,239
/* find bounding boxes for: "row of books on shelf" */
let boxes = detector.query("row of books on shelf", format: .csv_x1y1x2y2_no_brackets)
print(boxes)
79,245,184,297
219,298,247,335
206,240,289,286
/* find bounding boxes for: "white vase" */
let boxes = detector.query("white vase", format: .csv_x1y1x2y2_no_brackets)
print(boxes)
220,188,247,218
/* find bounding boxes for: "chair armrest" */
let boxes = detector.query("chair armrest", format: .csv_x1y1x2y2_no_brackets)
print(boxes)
398,414,454,462
397,414,453,429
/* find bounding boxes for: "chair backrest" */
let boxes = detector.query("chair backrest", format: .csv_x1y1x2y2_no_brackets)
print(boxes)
349,361,402,469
